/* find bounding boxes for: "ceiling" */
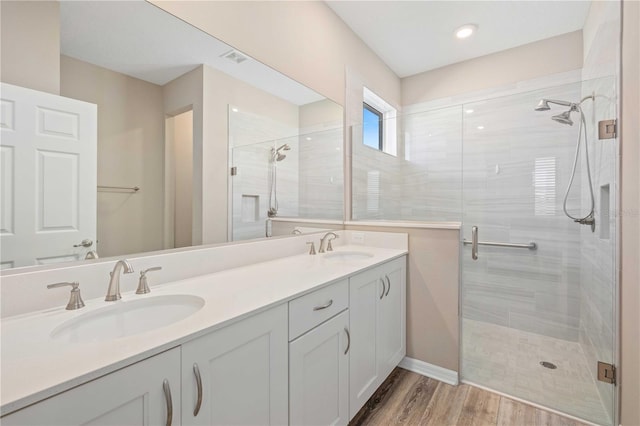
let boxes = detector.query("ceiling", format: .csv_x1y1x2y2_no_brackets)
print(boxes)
59,1,324,106
326,1,591,78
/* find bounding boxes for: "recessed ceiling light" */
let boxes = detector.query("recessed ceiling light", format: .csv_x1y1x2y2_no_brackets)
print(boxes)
465,109,474,114
455,24,477,39
306,137,312,141
231,107,239,112
477,125,485,130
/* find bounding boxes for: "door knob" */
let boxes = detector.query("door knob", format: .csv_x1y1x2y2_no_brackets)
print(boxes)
73,239,93,248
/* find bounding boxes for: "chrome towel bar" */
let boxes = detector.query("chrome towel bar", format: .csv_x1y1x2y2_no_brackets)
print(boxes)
463,240,538,250
97,185,140,193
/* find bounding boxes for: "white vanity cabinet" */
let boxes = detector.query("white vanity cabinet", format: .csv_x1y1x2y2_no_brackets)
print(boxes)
181,304,288,426
2,347,181,426
349,256,406,419
289,280,350,426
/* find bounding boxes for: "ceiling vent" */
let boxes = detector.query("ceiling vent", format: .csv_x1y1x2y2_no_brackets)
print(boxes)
220,49,249,64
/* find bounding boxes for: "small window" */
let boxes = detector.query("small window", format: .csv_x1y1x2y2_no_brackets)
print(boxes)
362,87,397,156
363,103,383,150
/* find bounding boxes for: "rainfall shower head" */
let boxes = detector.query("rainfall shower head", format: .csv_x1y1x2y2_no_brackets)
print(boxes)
552,110,574,126
275,153,287,161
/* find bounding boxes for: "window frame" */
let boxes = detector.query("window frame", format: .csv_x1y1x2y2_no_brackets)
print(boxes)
363,102,384,151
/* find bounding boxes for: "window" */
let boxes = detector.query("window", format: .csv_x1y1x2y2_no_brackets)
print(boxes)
362,87,397,156
363,103,383,150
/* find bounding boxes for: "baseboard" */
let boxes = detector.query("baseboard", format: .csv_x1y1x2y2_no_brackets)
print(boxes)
398,357,459,385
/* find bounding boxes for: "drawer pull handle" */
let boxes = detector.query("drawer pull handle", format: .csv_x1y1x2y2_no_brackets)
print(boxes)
193,363,203,417
313,299,333,311
344,327,350,355
163,379,173,426
380,278,386,299
385,275,391,296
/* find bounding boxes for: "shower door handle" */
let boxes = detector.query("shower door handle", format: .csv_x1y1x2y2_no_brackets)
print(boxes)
471,226,478,261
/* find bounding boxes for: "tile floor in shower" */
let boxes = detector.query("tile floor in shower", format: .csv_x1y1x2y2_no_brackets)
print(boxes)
462,318,611,426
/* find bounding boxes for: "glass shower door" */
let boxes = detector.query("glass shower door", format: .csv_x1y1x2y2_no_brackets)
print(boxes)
460,81,617,425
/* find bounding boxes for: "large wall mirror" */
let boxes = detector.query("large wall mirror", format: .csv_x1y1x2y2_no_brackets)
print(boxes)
0,1,344,270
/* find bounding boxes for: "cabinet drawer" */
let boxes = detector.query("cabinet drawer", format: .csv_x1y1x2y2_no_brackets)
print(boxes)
289,279,348,340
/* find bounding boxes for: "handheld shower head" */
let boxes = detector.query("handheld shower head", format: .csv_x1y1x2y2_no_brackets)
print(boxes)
551,110,574,126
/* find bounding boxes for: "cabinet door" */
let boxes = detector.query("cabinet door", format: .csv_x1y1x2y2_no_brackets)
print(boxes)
348,266,384,419
290,310,349,426
2,348,181,426
182,304,288,426
378,257,406,379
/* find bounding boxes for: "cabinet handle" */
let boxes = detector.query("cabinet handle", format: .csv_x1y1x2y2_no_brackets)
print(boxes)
344,327,350,355
385,275,391,296
193,363,203,417
379,278,386,299
313,299,333,311
163,379,173,426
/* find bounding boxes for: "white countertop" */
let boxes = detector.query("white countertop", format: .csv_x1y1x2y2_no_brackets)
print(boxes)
0,245,406,415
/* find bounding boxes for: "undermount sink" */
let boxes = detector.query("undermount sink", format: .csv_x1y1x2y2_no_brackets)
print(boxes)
323,251,374,261
51,295,205,343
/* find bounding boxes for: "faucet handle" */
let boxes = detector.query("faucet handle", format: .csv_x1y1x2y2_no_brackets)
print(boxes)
306,242,316,255
47,281,85,310
327,234,339,252
137,266,162,294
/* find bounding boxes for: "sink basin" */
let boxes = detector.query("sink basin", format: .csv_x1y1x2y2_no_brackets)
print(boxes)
51,295,205,343
323,251,374,261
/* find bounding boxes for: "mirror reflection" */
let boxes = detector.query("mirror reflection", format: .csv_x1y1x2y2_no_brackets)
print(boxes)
0,1,343,270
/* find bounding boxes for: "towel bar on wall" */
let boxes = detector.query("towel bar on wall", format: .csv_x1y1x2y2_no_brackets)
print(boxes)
97,185,140,193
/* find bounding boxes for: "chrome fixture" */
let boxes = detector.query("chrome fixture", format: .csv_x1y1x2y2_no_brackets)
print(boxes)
344,327,350,355
105,259,135,301
192,363,203,416
292,229,302,235
271,143,290,162
137,266,162,294
85,250,99,260
465,226,537,260
163,379,173,426
535,95,596,231
268,144,291,217
306,241,316,255
47,281,85,310
313,300,334,311
319,232,339,253
471,226,478,261
97,185,140,193
73,238,93,248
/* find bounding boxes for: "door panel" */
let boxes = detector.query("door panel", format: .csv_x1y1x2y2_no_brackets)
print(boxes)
0,83,97,267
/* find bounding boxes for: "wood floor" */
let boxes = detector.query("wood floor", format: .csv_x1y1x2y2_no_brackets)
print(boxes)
350,368,589,426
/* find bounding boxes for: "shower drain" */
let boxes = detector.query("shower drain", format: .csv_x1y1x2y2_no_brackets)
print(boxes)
540,361,558,369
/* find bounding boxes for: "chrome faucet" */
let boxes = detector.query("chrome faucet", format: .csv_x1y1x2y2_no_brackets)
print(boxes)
319,232,339,253
105,259,134,301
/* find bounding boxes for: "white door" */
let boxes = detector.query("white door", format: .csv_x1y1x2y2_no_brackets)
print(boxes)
290,310,350,426
378,257,406,379
0,83,97,268
349,265,383,419
181,304,288,426
2,348,181,425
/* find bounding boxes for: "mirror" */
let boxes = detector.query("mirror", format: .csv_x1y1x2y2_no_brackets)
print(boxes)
0,1,343,270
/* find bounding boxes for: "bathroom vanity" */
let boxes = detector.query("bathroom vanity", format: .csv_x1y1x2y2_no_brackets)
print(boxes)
0,233,407,426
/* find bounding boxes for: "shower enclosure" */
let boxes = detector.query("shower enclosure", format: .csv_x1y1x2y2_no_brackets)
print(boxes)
229,127,344,241
460,78,617,425
351,73,618,424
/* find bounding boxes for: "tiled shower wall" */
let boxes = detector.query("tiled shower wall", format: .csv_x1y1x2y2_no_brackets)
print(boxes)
579,0,620,419
461,83,584,340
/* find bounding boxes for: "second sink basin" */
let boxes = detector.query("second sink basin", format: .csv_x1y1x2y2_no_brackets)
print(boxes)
323,251,374,261
51,294,205,344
